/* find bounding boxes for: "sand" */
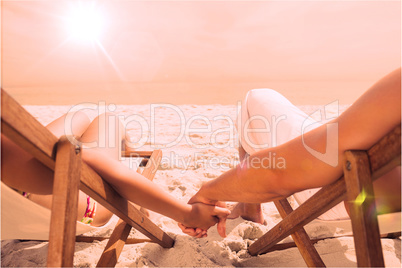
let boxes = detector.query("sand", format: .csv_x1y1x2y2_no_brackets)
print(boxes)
1,104,401,267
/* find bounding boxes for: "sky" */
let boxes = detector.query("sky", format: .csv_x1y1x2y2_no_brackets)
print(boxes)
1,1,401,105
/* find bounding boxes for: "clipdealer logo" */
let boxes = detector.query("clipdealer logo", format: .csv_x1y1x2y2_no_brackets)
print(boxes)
301,100,339,167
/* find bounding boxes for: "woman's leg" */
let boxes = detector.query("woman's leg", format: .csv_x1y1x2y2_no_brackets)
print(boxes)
231,88,315,223
1,111,91,194
237,88,318,155
234,86,400,222
1,111,120,226
232,88,317,223
77,112,124,226
1,111,100,225
27,112,123,226
79,112,124,159
233,88,344,222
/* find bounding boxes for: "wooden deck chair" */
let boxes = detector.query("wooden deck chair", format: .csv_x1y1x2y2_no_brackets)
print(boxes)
1,88,174,267
1,151,158,242
248,124,401,267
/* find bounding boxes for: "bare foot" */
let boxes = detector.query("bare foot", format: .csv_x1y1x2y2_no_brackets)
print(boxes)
227,202,266,225
231,146,266,225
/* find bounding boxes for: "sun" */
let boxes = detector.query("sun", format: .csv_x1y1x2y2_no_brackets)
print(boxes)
66,2,103,43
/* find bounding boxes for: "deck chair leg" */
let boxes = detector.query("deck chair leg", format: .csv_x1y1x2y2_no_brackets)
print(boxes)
274,199,325,267
47,137,82,267
96,219,132,267
248,177,346,256
343,150,384,267
96,150,163,267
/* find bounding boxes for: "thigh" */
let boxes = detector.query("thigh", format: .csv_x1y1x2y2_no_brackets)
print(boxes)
28,190,113,226
77,113,124,224
46,110,91,138
1,111,114,225
238,89,350,220
1,111,92,194
79,112,125,161
1,134,55,194
238,88,319,155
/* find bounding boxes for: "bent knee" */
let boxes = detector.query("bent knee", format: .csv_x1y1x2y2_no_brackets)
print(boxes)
67,110,91,126
97,112,125,135
73,110,91,121
244,88,294,119
64,110,91,137
246,88,281,104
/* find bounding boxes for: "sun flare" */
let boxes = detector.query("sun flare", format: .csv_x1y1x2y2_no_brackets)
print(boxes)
66,2,103,43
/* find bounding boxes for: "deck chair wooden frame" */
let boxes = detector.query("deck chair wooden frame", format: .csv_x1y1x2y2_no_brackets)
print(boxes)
248,124,401,267
1,88,174,267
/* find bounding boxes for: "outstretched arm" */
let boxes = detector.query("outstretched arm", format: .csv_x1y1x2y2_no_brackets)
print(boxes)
190,68,401,205
82,148,230,235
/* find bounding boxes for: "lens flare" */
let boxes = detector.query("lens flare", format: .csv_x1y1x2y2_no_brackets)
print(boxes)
66,2,103,43
354,188,367,206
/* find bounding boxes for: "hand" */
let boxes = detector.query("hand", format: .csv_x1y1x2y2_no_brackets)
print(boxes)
188,188,216,206
177,223,207,238
178,203,229,238
180,202,230,238
179,194,229,238
191,190,230,238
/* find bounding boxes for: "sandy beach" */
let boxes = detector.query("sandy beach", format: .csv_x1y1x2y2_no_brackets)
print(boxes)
2,0,401,266
1,103,400,267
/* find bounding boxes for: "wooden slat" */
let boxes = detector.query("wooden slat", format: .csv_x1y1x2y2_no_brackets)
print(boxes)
1,89,57,170
274,199,325,267
47,137,81,267
141,150,162,181
1,88,174,249
248,124,401,256
96,150,163,267
122,150,160,167
368,124,401,180
343,151,384,267
96,219,133,267
248,177,346,256
139,159,149,167
122,150,153,158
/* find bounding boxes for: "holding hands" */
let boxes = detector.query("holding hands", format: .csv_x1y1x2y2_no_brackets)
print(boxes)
179,191,230,238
